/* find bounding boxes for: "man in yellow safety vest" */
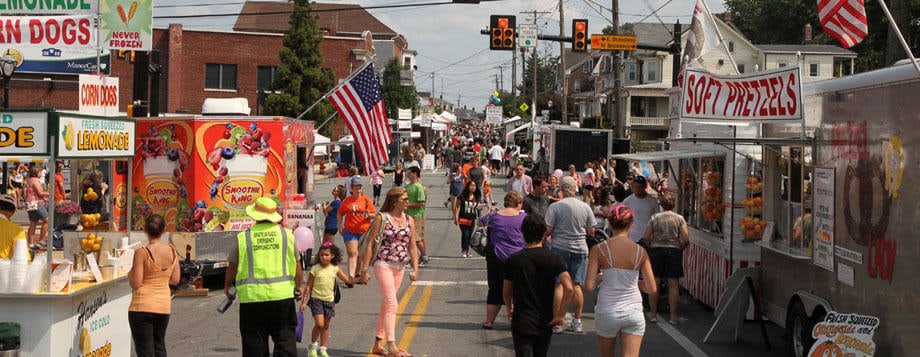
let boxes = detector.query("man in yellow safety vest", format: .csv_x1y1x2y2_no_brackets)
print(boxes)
225,197,303,356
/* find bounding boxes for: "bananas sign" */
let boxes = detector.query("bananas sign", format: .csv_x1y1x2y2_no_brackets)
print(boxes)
0,111,50,155
58,116,135,158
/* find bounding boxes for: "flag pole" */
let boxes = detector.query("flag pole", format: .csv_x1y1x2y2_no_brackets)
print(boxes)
295,56,377,120
701,0,739,74
876,0,920,77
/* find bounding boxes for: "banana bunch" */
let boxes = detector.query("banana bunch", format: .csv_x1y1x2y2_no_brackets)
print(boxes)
83,188,99,201
80,233,102,252
81,213,102,227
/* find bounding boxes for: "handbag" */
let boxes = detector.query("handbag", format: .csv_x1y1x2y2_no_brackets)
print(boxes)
470,212,494,257
357,212,388,266
334,281,342,303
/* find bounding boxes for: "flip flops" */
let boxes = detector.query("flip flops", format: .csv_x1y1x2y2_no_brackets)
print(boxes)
669,316,688,325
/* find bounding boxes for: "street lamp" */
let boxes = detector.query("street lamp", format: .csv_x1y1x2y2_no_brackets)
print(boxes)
0,54,18,108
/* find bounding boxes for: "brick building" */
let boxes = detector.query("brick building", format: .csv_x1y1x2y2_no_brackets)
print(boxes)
7,2,414,139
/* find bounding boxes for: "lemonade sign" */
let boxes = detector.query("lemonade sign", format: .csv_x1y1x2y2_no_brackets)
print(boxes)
809,311,879,357
57,116,135,158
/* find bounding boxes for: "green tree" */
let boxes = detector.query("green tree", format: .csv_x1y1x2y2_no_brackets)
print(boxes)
262,0,335,125
381,58,419,119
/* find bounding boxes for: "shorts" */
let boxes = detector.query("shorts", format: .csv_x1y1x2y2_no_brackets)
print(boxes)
649,247,684,279
342,229,363,242
11,181,22,189
584,184,594,191
412,214,426,241
373,184,382,197
323,228,338,236
595,309,645,338
550,247,587,284
307,297,336,317
490,159,501,171
27,205,48,221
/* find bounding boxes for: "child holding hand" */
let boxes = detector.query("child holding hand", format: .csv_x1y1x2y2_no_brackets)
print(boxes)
301,242,358,357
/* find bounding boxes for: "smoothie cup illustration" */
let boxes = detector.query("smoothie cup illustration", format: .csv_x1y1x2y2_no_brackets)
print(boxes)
144,156,181,211
217,154,269,210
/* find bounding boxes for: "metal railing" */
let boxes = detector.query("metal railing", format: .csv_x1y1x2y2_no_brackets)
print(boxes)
627,116,670,127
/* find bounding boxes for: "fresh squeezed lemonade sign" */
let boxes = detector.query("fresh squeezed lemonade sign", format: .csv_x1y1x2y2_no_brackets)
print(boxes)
808,311,879,357
57,116,134,158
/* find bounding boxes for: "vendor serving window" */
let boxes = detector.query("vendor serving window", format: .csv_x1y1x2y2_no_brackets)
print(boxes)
765,145,812,256
678,156,725,235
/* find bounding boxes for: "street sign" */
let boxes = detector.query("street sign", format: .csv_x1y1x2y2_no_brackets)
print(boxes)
590,35,637,51
519,103,529,112
519,24,537,48
486,106,503,125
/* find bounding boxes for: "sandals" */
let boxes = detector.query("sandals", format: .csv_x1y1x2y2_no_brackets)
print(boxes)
372,346,389,356
669,316,688,325
481,323,493,330
388,349,412,357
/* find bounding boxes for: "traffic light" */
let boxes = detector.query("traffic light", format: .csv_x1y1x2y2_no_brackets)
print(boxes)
572,19,588,52
490,15,516,51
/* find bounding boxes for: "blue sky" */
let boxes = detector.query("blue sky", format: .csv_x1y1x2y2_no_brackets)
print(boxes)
153,0,727,110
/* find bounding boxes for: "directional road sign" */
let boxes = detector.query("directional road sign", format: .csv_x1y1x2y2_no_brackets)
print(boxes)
518,24,537,48
590,35,637,51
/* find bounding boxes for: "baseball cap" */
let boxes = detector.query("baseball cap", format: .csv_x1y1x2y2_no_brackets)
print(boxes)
560,176,578,192
350,177,364,186
633,175,647,184
245,197,283,223
0,194,15,211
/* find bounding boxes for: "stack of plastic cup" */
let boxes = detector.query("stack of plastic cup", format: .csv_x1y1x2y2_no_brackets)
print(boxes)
9,239,29,293
0,259,10,292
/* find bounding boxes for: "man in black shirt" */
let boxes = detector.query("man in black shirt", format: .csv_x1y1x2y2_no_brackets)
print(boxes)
503,214,573,357
522,178,551,218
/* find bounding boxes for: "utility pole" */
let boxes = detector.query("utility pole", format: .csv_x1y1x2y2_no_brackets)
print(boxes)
430,72,435,109
612,0,623,138
559,0,567,122
494,74,500,92
495,65,504,92
512,46,517,96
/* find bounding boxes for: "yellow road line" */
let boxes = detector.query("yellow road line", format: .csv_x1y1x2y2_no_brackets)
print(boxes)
397,285,433,351
366,284,418,357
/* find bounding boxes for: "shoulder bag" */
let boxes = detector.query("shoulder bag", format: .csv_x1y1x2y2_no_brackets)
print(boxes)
357,212,388,267
469,211,494,257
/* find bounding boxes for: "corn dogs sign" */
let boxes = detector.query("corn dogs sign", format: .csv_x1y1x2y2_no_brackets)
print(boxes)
679,66,802,121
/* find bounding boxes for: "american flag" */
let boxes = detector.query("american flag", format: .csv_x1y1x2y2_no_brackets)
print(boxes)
329,64,391,174
818,0,868,49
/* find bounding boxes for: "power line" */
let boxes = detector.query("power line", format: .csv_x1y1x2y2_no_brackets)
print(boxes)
154,0,509,20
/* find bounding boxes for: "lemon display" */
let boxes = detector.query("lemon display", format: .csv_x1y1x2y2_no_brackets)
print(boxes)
81,213,102,227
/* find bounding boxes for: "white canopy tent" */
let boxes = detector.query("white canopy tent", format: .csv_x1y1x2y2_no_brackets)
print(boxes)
312,131,330,156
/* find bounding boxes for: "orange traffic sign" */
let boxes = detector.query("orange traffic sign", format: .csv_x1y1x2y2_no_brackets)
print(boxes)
590,35,637,51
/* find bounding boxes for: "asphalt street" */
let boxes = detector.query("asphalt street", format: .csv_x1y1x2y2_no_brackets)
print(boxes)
164,169,792,356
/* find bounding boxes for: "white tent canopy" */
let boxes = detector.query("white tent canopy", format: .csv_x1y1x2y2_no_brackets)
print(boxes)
313,131,330,156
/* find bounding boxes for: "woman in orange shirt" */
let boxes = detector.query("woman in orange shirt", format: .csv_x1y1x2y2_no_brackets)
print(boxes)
337,178,377,284
128,214,180,357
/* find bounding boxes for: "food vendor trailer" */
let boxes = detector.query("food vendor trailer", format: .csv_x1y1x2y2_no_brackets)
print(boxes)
750,62,920,356
130,116,316,275
656,63,920,355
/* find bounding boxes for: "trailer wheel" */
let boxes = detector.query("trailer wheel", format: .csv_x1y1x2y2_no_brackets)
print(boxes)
788,302,815,357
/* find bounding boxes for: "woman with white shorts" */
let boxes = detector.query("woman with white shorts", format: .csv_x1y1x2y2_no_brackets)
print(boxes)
585,204,657,357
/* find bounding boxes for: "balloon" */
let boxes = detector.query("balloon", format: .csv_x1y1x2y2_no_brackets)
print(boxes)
553,169,564,178
294,226,314,253
492,97,501,105
492,91,499,98
643,169,650,177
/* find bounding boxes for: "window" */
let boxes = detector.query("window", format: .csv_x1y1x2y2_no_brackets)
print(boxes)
626,62,637,81
737,64,745,73
728,41,734,52
809,63,819,76
257,66,278,91
642,60,659,82
205,64,237,90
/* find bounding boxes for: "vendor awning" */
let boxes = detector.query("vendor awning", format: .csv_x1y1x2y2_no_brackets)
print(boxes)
611,150,724,161
668,137,816,146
